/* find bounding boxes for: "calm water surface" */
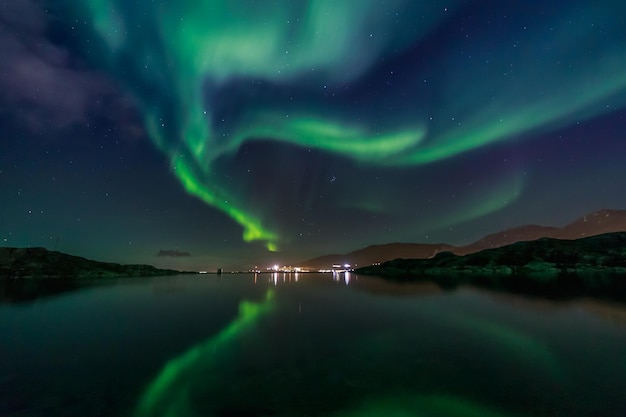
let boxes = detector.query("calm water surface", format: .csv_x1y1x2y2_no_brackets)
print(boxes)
1,273,625,417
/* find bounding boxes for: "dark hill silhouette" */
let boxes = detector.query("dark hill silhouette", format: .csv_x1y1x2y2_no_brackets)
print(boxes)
459,209,626,254
0,247,184,278
301,209,626,270
457,224,560,255
356,232,626,301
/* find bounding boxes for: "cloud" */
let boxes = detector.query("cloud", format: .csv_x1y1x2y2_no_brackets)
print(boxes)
157,250,191,258
0,0,117,131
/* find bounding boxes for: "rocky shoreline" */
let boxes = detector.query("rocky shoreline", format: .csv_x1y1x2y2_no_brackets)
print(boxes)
356,232,626,300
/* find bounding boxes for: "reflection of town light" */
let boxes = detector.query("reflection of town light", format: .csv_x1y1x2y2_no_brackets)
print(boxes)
344,271,351,285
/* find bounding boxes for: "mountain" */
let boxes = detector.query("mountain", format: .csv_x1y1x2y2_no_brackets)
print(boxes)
0,247,184,278
301,209,626,269
359,232,626,276
356,232,626,300
456,225,560,255
459,209,626,254
555,209,626,239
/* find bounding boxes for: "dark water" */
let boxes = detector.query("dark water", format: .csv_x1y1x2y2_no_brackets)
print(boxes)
1,273,625,417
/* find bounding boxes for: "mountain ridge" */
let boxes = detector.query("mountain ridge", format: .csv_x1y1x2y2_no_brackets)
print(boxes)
300,209,626,269
355,231,626,301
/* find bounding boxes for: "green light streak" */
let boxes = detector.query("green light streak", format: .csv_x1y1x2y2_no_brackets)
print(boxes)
67,0,457,249
453,313,561,378
68,0,626,247
173,158,278,250
129,285,551,417
157,0,453,83
399,72,626,166
134,290,276,417
397,3,626,166
232,115,426,162
425,172,525,233
142,110,278,250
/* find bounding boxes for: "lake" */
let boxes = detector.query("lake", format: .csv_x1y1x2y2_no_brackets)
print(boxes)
1,272,625,417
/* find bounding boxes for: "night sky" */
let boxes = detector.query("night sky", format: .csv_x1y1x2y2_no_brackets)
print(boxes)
2,0,626,271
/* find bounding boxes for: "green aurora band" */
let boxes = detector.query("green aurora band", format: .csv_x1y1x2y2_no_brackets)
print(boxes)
130,286,553,416
134,290,276,417
61,0,626,249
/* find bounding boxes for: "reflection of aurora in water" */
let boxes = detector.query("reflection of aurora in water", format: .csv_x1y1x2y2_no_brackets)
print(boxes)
133,286,563,417
56,0,626,251
2,274,624,417
134,290,276,417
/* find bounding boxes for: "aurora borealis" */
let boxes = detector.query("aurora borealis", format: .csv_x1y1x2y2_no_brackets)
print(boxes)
132,288,547,417
134,289,276,417
2,0,626,269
